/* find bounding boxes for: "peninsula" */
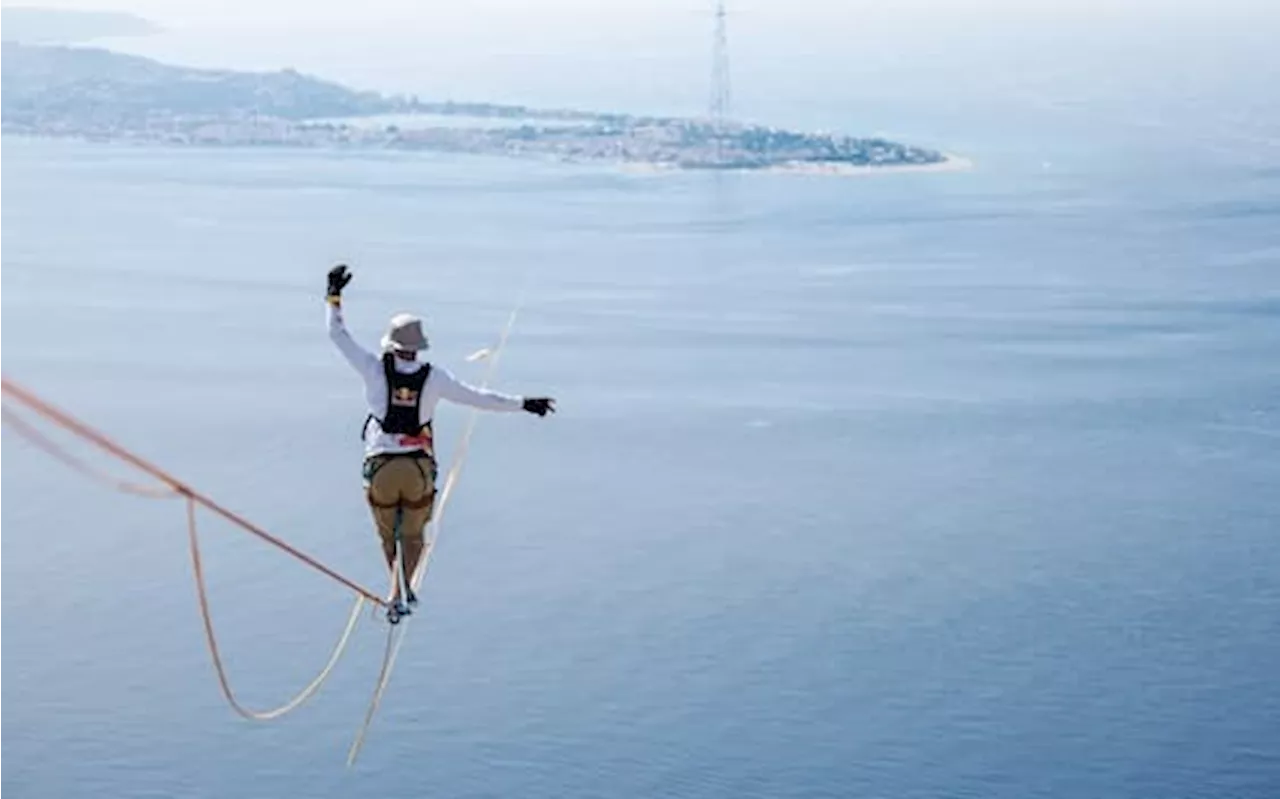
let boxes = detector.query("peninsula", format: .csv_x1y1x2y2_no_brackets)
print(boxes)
1,41,954,174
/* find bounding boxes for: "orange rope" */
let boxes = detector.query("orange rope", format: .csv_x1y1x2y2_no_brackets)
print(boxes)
1,376,386,607
2,377,390,723
1,405,176,498
2,280,526,747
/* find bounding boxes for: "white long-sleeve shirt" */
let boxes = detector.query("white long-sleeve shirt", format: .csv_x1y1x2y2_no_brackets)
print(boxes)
327,302,524,457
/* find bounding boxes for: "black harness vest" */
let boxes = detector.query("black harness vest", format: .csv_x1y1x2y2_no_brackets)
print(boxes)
363,353,433,450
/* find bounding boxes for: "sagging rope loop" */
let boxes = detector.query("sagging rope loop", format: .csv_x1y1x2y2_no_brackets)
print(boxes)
185,495,369,720
3,281,529,746
1,379,384,722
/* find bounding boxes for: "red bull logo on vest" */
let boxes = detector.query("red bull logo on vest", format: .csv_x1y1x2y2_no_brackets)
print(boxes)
390,387,418,407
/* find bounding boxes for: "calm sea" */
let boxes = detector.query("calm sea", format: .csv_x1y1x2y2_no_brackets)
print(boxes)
3,52,1279,797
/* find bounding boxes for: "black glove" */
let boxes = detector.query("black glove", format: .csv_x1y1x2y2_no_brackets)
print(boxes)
327,264,353,300
522,397,556,417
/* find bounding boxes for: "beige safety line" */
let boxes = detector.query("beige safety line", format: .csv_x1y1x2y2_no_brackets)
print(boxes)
346,293,526,766
1,380,384,722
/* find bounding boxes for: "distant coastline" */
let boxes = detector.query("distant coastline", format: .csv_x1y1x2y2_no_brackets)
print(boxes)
622,154,975,176
1,38,963,176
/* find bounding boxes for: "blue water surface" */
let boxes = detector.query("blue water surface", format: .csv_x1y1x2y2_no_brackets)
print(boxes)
3,82,1279,798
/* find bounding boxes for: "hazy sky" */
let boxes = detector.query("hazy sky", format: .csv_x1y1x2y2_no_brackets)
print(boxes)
5,0,1276,142
5,0,1277,30
8,0,1276,71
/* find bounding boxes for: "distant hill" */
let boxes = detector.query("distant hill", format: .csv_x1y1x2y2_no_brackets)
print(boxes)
0,7,159,44
0,42,601,126
1,42,396,125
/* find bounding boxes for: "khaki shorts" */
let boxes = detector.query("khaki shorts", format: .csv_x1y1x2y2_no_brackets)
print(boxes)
363,452,437,545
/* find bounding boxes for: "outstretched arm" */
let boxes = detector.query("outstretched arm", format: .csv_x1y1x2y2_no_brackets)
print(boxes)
326,265,379,378
434,366,525,412
436,367,557,416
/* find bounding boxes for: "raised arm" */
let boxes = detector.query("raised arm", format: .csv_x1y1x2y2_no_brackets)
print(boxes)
326,265,379,378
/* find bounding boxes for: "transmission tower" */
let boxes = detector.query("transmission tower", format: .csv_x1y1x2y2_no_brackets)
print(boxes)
709,0,732,160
